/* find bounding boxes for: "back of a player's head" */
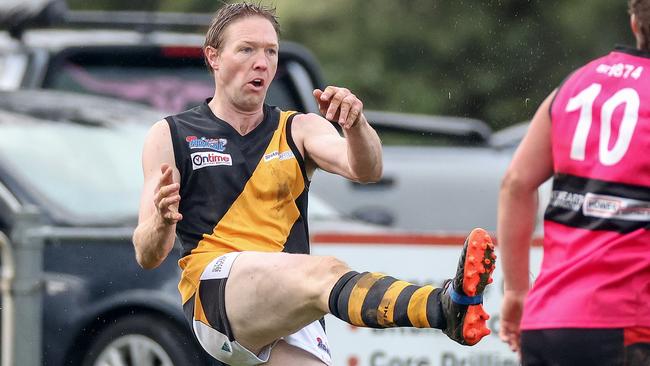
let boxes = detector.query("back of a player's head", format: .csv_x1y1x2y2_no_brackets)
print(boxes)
629,0,650,51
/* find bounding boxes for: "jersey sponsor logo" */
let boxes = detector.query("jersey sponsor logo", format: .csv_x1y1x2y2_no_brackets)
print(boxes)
583,193,650,221
316,337,331,356
264,150,295,162
186,135,227,152
549,190,585,211
549,190,650,222
545,174,650,232
595,63,643,80
200,253,238,280
211,255,228,273
191,151,232,170
221,341,232,353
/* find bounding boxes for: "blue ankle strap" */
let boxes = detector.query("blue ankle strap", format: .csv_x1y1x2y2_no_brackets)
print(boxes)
450,286,483,305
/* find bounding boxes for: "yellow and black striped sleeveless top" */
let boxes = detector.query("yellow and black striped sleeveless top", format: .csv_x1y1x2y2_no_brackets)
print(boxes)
166,101,309,302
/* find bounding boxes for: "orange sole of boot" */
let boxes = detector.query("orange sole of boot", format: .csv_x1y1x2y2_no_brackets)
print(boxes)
461,228,496,345
462,228,496,296
463,305,491,345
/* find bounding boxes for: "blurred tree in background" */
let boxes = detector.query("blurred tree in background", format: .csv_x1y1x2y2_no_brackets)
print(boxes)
67,0,632,129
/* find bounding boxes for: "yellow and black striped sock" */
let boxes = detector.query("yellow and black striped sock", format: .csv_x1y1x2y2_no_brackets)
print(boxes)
328,271,445,329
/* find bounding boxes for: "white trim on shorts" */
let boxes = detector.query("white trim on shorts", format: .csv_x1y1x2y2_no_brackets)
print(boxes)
193,251,333,366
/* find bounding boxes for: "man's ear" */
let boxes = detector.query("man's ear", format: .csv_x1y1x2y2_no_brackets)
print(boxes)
204,46,220,71
631,13,640,38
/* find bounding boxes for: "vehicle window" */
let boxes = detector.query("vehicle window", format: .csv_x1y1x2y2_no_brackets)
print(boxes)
0,117,147,221
42,47,301,113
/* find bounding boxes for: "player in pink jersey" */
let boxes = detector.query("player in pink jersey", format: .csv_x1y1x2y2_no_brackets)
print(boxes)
498,0,650,365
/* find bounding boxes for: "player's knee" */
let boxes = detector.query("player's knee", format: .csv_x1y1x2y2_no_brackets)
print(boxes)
333,257,351,277
303,256,349,292
314,256,349,277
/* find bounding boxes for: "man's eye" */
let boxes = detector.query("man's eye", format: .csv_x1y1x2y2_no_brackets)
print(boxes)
241,47,253,53
267,49,278,56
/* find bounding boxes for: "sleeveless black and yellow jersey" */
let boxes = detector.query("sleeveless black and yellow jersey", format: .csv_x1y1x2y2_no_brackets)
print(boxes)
165,101,309,303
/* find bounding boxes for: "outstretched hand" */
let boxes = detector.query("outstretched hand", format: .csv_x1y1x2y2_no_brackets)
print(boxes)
154,163,183,225
313,86,366,130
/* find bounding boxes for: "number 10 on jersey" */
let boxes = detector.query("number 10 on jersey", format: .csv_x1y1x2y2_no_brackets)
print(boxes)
566,83,640,166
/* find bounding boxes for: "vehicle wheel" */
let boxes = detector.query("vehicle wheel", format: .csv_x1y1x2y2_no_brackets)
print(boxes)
81,314,206,366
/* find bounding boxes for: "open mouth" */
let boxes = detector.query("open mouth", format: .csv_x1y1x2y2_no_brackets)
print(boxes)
249,79,264,88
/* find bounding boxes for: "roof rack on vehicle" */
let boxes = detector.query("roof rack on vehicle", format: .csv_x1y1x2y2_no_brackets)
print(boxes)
64,10,213,31
1,0,214,39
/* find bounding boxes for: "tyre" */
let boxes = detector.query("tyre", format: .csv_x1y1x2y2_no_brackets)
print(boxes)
81,314,208,366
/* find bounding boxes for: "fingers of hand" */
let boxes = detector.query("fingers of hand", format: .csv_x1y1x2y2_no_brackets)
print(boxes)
499,322,521,353
313,89,325,113
157,165,174,190
325,88,347,121
158,194,180,210
340,97,363,129
160,163,170,174
498,323,509,342
317,86,364,128
156,182,180,201
154,183,181,223
319,86,338,102
508,335,521,353
337,95,353,125
312,89,333,116
317,103,328,117
163,210,183,222
158,196,182,223
349,101,362,125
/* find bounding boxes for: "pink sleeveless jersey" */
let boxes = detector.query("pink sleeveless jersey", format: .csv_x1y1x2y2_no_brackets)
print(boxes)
522,47,650,329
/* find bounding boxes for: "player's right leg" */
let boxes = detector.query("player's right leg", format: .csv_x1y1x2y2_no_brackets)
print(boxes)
186,228,496,365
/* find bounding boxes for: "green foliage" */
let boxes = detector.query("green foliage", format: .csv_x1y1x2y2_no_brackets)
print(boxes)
277,0,631,129
66,0,633,129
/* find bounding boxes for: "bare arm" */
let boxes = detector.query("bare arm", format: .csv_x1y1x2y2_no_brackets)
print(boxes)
132,120,182,269
498,90,556,352
293,86,382,182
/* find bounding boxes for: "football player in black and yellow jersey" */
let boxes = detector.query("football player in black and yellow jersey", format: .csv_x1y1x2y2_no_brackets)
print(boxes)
133,3,496,365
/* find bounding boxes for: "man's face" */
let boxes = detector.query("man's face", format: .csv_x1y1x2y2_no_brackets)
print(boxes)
212,16,279,112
